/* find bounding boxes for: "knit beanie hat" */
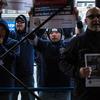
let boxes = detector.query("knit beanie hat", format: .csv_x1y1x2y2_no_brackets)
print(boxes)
46,28,63,41
47,28,62,35
15,15,26,23
15,15,27,33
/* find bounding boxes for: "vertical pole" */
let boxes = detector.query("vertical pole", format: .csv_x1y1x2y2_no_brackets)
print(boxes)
0,1,3,19
0,9,2,19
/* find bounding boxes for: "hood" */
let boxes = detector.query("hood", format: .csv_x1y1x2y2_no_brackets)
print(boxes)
0,19,10,44
15,14,27,34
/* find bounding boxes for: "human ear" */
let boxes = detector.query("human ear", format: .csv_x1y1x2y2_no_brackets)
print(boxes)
85,18,87,24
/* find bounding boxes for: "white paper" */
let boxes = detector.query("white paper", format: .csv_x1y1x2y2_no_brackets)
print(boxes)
85,53,100,87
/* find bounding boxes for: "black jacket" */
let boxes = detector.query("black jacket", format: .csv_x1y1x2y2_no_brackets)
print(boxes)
59,28,100,100
32,37,71,87
0,19,19,87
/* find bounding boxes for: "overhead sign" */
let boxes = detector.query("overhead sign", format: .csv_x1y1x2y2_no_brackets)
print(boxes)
5,0,33,11
34,0,73,16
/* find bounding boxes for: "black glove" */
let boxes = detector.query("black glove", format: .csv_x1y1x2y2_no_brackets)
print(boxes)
28,32,36,40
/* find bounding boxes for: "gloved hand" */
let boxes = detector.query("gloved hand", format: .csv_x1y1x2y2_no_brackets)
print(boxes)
28,31,36,40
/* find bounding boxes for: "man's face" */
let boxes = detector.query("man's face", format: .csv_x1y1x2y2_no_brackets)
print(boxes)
85,7,100,32
0,25,6,44
16,19,25,32
49,31,61,42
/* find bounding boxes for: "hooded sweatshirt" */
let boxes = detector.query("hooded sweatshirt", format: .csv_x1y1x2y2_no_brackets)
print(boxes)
0,19,19,87
11,15,34,83
29,28,70,87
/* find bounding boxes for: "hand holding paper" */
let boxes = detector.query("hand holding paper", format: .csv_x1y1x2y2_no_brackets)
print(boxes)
80,67,92,78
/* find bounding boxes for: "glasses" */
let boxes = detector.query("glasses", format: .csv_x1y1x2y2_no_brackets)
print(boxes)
86,14,100,19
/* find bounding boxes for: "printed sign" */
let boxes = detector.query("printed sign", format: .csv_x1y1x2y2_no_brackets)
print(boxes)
34,0,73,16
85,54,100,87
30,15,75,29
29,0,75,30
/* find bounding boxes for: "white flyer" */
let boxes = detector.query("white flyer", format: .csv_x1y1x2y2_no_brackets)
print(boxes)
85,53,100,87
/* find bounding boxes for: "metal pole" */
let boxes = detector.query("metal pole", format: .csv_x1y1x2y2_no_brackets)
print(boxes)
0,4,66,100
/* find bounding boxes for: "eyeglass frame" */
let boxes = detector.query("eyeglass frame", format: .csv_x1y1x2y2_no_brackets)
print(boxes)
86,14,100,19
16,20,25,23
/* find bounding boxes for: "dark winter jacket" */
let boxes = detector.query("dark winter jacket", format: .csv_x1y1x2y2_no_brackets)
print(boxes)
0,19,19,87
31,36,71,87
15,31,35,77
10,15,35,83
59,28,100,100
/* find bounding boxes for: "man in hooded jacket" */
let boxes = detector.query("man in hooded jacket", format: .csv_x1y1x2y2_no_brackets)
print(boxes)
28,28,72,100
0,19,19,100
10,15,35,100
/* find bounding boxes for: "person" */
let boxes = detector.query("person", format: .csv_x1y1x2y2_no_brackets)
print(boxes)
75,16,84,35
11,15,35,100
0,19,19,100
28,28,72,100
59,7,100,100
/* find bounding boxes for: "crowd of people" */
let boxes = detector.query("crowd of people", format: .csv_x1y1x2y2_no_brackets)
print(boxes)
0,6,100,100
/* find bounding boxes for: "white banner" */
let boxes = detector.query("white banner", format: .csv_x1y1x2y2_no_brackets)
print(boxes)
30,15,76,31
5,0,33,11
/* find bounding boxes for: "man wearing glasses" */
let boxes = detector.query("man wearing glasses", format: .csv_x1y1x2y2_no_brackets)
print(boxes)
10,15,35,100
59,7,100,100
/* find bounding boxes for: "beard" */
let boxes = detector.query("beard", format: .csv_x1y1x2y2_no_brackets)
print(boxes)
93,25,100,32
91,20,100,31
16,27,24,31
16,27,25,33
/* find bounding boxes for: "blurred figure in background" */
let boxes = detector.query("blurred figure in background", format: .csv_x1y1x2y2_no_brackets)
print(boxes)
0,19,19,100
75,16,84,35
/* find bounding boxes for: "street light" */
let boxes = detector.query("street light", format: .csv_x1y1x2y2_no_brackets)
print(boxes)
0,0,7,19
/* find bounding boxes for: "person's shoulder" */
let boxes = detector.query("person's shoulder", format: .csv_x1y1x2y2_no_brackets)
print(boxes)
72,32,85,39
